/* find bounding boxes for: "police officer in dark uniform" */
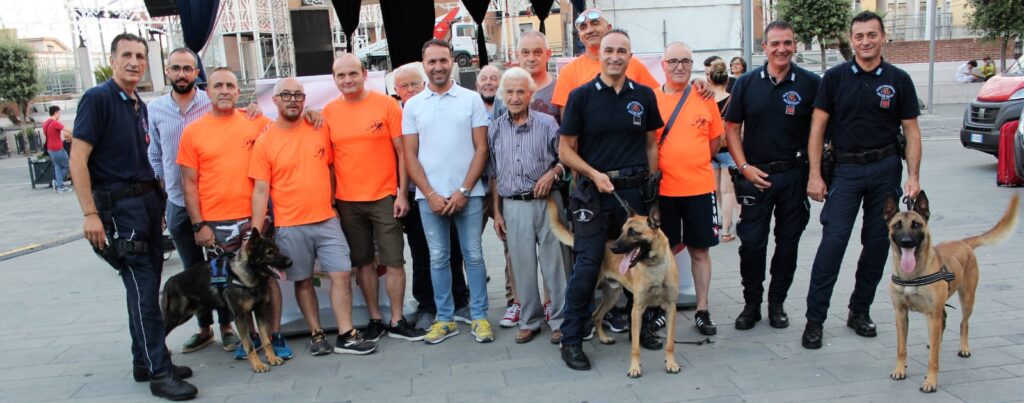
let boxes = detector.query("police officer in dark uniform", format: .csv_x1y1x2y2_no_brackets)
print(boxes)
69,34,198,400
803,11,922,349
725,21,819,331
557,29,664,371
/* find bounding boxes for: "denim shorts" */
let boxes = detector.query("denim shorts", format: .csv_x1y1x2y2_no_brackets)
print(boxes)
711,151,737,169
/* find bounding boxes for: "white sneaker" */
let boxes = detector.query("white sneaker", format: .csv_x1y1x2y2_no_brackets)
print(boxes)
500,303,521,328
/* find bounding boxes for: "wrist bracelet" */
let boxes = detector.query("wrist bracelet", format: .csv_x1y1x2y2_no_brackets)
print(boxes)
427,191,436,199
84,211,98,217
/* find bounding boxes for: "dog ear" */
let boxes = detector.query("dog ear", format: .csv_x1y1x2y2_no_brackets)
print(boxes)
883,195,900,223
646,205,661,230
913,190,930,222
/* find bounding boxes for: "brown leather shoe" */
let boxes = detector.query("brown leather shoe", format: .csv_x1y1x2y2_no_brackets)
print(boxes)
515,328,541,344
549,329,562,345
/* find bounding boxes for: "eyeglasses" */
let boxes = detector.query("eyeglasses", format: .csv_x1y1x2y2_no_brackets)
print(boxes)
575,11,602,27
396,81,424,90
276,92,306,102
168,65,196,73
664,58,693,68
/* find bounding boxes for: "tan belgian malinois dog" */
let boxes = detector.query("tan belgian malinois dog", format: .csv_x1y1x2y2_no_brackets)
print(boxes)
547,197,682,378
883,191,1019,393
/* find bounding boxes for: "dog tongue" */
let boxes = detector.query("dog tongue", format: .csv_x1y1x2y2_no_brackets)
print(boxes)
900,248,917,274
619,247,640,275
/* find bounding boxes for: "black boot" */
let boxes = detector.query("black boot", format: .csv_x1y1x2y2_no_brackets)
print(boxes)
149,370,198,401
734,303,761,330
134,364,193,382
767,304,789,329
847,311,877,337
560,343,591,370
802,320,823,349
630,321,664,350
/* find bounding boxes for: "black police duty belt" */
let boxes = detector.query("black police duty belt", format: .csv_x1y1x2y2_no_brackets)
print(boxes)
834,143,898,165
605,168,647,189
93,180,159,204
752,157,806,174
891,264,955,287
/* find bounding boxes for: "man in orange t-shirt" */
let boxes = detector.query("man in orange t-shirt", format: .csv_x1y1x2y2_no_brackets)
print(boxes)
323,54,425,342
655,42,725,336
550,9,659,109
250,77,376,356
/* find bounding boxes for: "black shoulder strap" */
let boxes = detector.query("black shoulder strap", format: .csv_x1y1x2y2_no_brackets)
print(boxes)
658,85,691,147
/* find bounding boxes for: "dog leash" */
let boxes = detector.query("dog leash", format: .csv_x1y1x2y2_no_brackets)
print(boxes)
673,337,715,345
611,190,637,216
902,195,915,211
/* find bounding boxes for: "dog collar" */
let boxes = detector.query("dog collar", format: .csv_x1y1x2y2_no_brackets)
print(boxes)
891,264,954,287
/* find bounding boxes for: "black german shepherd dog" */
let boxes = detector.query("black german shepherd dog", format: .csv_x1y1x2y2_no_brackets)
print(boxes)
161,227,292,372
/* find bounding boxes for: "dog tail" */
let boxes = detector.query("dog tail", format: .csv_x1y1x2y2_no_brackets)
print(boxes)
963,193,1019,249
547,196,574,246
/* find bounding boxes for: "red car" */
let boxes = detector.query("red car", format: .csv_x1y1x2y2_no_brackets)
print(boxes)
960,57,1024,157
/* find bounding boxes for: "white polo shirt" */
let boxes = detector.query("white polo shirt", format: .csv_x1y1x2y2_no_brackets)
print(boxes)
402,83,490,200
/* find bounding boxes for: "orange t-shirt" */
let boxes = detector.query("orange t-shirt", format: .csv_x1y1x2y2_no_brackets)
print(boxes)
323,91,402,202
551,56,660,107
248,121,335,227
177,111,270,221
655,87,724,197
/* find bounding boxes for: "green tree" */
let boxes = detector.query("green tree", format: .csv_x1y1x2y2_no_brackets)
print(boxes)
0,39,39,124
94,65,113,84
775,0,852,73
966,0,1024,71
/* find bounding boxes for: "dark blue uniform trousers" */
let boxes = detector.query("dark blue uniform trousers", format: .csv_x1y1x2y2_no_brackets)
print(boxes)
102,189,173,375
560,188,644,346
806,154,902,323
737,169,810,305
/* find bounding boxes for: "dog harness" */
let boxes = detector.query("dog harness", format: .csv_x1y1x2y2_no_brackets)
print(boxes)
890,264,955,287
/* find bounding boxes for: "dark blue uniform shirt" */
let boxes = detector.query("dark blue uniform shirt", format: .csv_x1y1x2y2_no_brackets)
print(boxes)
813,60,920,152
73,79,155,186
559,75,664,172
725,63,820,164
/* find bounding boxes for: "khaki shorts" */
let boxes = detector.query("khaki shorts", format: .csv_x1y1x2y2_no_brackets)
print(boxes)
335,195,406,267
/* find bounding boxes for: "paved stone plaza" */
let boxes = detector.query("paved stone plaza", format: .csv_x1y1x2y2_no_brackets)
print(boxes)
1,104,1022,402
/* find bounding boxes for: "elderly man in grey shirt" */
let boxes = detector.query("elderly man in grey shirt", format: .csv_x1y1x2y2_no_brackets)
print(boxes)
488,67,568,345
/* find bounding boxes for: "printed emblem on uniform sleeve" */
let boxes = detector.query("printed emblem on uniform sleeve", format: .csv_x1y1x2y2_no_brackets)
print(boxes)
782,90,801,115
876,85,896,109
574,208,595,222
626,100,644,126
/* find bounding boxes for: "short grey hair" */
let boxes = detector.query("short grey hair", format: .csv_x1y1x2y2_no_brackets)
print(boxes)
393,62,427,82
517,30,549,50
272,77,303,95
498,67,536,96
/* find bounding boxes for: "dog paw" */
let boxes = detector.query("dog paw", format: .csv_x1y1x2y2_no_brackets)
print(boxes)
890,367,907,380
958,349,971,358
919,379,937,393
599,336,616,345
267,356,285,366
665,362,681,374
627,365,642,378
252,363,270,373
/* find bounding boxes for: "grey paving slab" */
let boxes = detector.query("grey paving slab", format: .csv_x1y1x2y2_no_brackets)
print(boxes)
1,115,1023,402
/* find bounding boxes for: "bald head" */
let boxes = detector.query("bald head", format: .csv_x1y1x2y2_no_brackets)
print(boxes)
476,65,501,103
516,31,551,78
333,53,368,97
273,77,305,122
577,8,611,52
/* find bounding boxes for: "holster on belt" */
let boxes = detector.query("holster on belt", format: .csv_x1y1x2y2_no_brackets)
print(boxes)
821,143,836,188
640,171,661,208
92,236,150,272
728,167,764,207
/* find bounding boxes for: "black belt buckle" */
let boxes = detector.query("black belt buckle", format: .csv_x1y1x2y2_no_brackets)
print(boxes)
509,192,536,201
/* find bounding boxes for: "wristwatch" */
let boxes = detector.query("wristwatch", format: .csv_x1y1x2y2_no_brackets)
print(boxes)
458,186,471,197
739,163,749,172
192,221,209,233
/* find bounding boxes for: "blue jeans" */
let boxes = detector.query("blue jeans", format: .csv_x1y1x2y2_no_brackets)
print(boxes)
418,197,488,322
48,149,70,188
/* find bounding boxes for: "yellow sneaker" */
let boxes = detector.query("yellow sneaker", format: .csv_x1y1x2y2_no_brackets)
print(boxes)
424,321,459,345
472,319,494,343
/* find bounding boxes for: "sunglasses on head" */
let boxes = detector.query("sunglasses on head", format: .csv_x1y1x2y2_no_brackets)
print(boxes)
575,11,602,26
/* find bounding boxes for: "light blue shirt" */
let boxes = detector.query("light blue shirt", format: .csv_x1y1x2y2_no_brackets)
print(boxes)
402,83,490,200
147,90,211,207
